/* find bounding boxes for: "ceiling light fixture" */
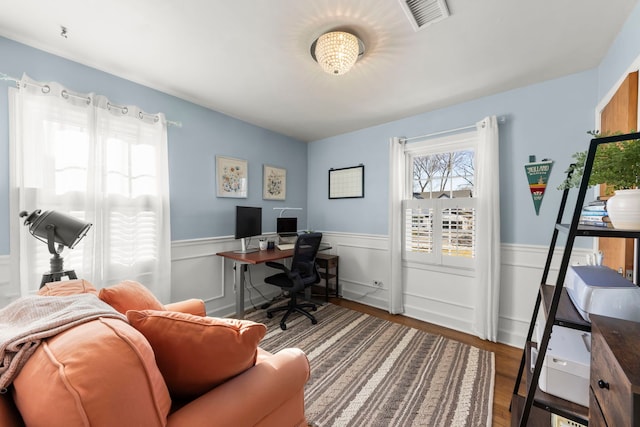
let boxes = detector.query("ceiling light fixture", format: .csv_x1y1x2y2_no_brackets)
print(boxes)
310,31,365,76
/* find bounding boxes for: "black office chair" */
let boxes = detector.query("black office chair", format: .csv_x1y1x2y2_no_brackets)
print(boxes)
264,232,323,330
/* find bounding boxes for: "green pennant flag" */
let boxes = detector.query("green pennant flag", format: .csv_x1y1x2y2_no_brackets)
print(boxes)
525,159,554,215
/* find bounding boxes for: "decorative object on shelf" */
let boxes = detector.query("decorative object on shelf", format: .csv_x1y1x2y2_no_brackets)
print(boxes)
328,164,364,199
19,209,92,288
216,156,247,198
310,30,365,76
263,165,286,200
605,188,640,229
524,155,553,215
559,131,640,229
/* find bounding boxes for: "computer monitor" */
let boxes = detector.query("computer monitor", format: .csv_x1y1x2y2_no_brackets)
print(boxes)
277,217,297,236
235,206,262,253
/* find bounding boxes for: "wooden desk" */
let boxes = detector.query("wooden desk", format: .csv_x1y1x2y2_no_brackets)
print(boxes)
216,248,293,319
217,244,331,319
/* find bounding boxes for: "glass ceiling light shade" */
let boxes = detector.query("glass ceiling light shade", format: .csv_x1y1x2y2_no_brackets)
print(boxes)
312,31,364,75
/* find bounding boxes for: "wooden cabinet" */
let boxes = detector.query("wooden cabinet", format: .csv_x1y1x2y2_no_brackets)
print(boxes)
589,315,640,427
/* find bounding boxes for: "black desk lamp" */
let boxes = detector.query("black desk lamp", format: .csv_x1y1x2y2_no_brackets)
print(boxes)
19,209,93,288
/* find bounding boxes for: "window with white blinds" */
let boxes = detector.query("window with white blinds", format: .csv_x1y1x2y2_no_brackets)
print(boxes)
402,131,477,270
403,198,476,268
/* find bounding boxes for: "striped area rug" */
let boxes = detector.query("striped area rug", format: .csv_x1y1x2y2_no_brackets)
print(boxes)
246,303,494,427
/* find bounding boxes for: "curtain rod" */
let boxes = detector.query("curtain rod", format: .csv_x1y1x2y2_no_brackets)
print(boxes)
0,72,182,128
400,115,506,143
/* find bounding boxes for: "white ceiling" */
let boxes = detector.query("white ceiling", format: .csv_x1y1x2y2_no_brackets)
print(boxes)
0,0,637,142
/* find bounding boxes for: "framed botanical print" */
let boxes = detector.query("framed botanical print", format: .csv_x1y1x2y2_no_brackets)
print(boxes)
263,165,286,200
216,156,248,198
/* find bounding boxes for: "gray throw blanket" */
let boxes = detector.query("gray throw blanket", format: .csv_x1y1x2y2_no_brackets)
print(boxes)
0,293,127,391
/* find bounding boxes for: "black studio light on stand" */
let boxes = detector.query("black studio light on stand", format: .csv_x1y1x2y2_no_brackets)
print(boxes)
19,209,93,288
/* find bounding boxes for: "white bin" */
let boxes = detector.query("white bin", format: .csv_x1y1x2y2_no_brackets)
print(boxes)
533,325,590,407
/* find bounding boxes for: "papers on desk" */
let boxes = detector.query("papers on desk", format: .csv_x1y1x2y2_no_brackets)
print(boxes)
276,243,295,251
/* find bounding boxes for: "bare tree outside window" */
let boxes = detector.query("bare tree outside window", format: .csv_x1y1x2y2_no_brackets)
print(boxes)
412,150,474,198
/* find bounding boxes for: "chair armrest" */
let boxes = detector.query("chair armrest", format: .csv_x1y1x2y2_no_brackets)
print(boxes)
167,348,309,427
265,261,288,272
164,299,206,316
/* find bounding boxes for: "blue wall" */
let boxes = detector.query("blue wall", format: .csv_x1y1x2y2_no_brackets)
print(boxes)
0,37,308,255
308,70,598,246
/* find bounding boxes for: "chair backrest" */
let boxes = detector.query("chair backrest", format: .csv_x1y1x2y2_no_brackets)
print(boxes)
290,232,323,285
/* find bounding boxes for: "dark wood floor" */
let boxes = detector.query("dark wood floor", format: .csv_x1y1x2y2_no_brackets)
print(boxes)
330,298,521,427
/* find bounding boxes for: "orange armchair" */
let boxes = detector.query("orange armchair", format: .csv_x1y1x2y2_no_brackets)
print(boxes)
0,280,310,427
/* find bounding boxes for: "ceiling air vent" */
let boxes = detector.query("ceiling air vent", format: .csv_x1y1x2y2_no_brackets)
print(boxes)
399,0,450,31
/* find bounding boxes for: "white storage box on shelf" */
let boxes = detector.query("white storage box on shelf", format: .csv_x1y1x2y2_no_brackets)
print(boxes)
533,325,591,407
564,265,640,322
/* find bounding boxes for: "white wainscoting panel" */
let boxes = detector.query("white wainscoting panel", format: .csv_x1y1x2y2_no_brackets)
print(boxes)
403,266,475,334
171,236,280,318
315,233,594,349
0,235,595,347
320,232,390,311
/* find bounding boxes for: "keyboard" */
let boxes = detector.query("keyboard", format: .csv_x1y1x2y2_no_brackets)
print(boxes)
276,243,295,251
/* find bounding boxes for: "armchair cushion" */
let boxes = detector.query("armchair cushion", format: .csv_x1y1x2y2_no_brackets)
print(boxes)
12,317,171,427
126,310,267,400
98,280,164,314
38,279,98,297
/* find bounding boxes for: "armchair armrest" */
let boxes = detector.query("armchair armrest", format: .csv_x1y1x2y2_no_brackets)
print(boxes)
167,348,309,427
164,299,206,317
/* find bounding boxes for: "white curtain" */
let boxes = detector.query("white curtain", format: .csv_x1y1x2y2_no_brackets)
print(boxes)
474,116,501,341
388,136,406,314
9,74,172,302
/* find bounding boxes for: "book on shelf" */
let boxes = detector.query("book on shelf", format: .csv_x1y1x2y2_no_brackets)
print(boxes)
582,199,606,209
579,215,613,228
579,199,610,227
580,210,607,216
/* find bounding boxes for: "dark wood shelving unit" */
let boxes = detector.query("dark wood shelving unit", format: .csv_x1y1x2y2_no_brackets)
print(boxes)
540,285,590,332
511,131,640,426
556,223,640,239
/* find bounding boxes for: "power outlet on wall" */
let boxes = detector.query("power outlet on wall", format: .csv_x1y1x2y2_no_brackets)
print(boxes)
373,280,383,287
